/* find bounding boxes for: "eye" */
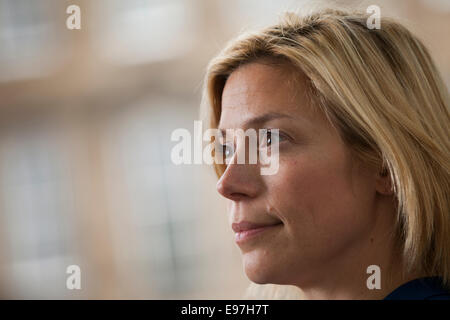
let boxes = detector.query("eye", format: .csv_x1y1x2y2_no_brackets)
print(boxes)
215,141,234,160
260,129,284,148
266,129,272,146
223,143,234,158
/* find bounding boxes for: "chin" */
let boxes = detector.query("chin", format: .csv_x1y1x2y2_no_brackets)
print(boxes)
242,251,286,285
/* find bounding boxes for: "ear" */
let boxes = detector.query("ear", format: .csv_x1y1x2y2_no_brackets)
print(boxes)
375,166,394,195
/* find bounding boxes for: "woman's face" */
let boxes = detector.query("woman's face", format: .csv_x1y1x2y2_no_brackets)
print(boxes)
217,61,384,287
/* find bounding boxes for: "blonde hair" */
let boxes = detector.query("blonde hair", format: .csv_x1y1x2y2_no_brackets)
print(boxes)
202,9,450,298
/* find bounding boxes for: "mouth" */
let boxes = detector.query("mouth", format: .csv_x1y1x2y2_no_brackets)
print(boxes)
232,221,283,244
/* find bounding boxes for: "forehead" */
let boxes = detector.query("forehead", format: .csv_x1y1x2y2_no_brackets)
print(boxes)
219,61,314,128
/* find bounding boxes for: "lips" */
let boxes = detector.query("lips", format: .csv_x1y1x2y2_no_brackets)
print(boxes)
232,220,283,244
231,221,281,232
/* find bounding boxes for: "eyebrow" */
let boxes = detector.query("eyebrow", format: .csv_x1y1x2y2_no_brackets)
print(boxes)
218,112,294,133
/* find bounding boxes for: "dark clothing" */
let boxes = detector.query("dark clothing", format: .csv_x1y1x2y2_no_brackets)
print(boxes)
384,277,450,300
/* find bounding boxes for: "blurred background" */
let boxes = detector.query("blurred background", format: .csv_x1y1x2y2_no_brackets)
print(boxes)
0,0,448,299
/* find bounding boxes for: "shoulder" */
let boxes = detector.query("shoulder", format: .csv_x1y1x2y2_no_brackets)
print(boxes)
384,277,450,300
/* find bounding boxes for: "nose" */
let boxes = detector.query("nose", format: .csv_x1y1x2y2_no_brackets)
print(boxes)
216,152,262,201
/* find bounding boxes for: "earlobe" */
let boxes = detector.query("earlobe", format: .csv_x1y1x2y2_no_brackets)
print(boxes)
380,166,389,177
375,167,394,195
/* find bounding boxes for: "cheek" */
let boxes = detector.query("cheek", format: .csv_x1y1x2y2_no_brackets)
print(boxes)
266,152,375,248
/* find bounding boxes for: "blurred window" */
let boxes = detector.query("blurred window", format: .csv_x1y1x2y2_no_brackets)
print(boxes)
93,0,195,65
104,98,204,295
0,123,77,297
0,0,66,82
218,0,309,28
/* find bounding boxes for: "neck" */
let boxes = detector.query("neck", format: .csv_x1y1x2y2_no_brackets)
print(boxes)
296,195,425,300
297,250,419,300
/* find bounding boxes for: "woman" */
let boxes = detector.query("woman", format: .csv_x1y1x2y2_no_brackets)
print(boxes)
202,9,450,299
